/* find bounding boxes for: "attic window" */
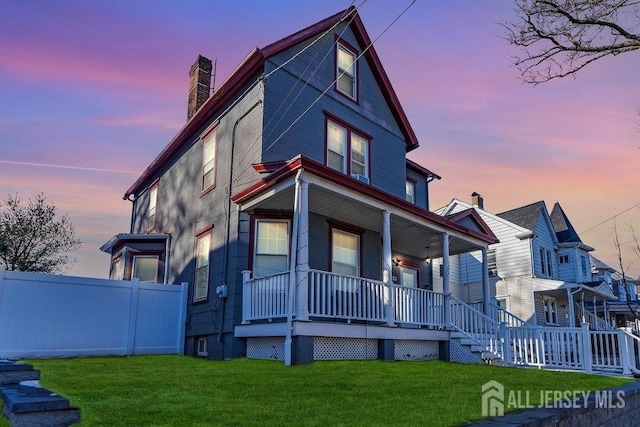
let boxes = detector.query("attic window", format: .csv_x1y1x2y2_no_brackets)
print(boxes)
335,40,358,101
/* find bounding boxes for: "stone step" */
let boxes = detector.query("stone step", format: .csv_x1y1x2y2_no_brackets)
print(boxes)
0,383,80,427
0,361,39,385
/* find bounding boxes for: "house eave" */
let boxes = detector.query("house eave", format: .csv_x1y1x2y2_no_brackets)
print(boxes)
100,233,170,254
231,155,499,246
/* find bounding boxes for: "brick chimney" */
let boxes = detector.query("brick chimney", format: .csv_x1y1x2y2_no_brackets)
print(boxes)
471,192,484,210
187,55,213,121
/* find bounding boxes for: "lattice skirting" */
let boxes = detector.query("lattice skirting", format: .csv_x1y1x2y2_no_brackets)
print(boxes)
246,337,285,360
394,340,439,361
313,337,378,360
449,339,484,364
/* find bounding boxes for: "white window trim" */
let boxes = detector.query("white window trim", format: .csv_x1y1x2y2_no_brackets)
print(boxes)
543,296,558,325
405,180,415,204
148,184,158,231
331,228,361,277
201,130,217,192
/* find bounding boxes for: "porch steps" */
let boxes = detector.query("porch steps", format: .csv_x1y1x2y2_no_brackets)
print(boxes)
0,360,80,426
450,332,502,366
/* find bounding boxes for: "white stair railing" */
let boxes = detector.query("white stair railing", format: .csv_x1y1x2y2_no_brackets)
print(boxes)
492,303,532,328
450,295,502,358
574,303,615,331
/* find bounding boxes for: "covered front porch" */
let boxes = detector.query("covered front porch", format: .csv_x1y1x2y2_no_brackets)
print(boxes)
231,157,499,363
532,279,617,328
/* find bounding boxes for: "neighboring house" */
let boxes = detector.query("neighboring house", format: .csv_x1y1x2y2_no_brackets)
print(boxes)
101,8,499,364
434,196,616,327
591,254,640,330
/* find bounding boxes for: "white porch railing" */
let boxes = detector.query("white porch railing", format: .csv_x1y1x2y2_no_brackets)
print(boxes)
393,284,445,327
307,270,386,322
242,269,447,327
242,271,289,322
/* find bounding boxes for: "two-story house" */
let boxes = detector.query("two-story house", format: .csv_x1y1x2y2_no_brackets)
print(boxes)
434,195,616,327
101,8,499,365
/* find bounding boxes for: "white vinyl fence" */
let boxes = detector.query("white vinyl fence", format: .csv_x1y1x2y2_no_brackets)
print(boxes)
0,268,188,359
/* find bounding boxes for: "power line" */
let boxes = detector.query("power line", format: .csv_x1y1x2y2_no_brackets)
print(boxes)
580,202,640,235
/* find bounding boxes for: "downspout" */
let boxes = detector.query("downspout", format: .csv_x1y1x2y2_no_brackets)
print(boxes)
285,169,303,366
220,98,263,345
163,234,171,284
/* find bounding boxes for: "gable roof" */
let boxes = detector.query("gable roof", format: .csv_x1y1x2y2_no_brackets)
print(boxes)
125,7,418,199
590,254,616,273
444,208,496,238
496,201,547,231
549,202,582,243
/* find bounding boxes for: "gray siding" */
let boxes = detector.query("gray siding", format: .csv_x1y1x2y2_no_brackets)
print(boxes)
261,22,408,199
130,83,264,358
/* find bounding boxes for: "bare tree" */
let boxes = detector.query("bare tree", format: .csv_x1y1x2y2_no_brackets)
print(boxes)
0,193,81,273
504,0,640,84
613,221,640,322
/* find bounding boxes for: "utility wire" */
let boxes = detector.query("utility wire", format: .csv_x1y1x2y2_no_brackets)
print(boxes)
580,202,640,235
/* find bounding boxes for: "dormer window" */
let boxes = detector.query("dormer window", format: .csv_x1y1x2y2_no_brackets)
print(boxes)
335,40,357,101
326,117,369,183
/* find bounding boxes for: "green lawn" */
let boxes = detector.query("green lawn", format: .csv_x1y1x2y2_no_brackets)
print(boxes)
1,356,631,426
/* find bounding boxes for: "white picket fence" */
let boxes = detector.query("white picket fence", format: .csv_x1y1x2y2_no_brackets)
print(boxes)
0,268,188,358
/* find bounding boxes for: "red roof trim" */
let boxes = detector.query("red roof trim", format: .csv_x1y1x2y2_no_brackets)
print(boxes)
125,6,419,198
406,159,441,180
232,156,498,245
252,160,290,174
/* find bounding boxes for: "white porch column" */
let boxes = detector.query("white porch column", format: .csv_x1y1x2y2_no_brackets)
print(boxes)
295,179,310,321
442,232,451,326
481,247,491,318
382,210,394,326
567,289,576,328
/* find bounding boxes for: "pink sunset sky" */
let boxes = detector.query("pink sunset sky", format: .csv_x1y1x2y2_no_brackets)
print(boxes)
1,1,638,279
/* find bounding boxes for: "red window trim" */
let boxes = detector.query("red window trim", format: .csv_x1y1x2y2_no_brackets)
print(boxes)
199,125,219,198
248,213,293,276
328,222,364,275
334,35,359,103
323,112,371,184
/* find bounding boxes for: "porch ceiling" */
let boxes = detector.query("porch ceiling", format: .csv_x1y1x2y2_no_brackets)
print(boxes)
244,179,482,259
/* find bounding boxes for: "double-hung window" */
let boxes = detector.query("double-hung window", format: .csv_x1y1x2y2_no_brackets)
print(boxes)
331,229,360,277
487,249,497,277
254,220,290,278
194,230,212,301
148,183,158,231
336,41,357,100
405,179,416,203
540,248,552,277
201,129,217,192
326,118,370,182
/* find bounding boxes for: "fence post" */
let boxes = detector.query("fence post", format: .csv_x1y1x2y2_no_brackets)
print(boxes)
620,331,631,376
176,282,189,356
500,322,510,366
581,322,592,374
242,270,252,324
126,278,140,356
